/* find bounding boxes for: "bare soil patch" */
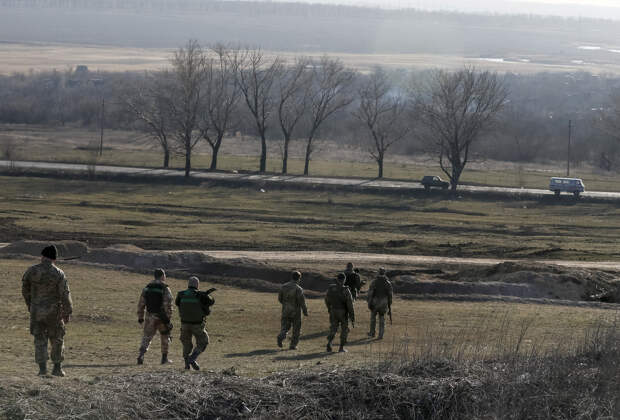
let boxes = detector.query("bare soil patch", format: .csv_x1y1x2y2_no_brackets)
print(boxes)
3,241,619,304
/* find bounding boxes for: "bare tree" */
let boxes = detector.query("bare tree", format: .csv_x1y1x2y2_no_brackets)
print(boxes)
277,57,312,174
124,72,173,168
167,40,207,177
354,68,409,178
237,48,283,173
200,44,242,170
303,56,355,176
417,68,507,191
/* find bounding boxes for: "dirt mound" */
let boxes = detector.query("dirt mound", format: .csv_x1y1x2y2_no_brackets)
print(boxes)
433,262,620,302
0,240,88,260
78,246,332,293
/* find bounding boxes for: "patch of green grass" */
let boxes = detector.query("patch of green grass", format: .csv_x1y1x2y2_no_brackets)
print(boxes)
1,258,615,379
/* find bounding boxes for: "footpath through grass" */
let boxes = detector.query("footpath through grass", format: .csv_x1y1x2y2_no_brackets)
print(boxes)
2,175,620,260
1,258,617,380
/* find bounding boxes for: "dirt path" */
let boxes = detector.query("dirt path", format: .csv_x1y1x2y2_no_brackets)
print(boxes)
195,250,620,271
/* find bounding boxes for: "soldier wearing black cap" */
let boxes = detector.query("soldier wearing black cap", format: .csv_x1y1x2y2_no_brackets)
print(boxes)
22,245,73,376
324,273,355,353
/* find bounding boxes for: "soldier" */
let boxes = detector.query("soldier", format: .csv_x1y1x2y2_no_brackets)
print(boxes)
277,271,308,350
22,245,73,376
344,262,361,300
137,268,173,365
367,267,393,340
175,276,215,371
325,273,355,353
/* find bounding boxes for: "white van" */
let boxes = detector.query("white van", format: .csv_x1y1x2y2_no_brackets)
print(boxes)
549,177,585,197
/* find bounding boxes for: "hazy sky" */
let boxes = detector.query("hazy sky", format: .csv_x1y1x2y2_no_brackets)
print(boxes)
252,0,620,19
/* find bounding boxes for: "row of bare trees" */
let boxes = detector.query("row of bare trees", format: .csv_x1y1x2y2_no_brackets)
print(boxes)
124,41,507,190
124,41,357,178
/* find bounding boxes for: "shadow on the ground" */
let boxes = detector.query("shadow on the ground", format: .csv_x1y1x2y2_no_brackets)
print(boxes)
224,349,279,358
273,351,334,361
63,363,136,368
299,331,329,341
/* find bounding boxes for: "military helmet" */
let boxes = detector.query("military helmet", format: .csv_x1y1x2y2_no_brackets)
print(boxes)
378,267,386,275
188,276,199,288
346,262,353,270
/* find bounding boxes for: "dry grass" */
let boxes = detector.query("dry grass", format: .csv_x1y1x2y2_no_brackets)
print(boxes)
1,257,617,381
1,43,616,76
2,256,620,418
2,123,619,192
2,174,620,261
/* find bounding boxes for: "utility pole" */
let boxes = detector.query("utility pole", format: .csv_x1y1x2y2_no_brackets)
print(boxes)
99,97,104,156
567,119,571,177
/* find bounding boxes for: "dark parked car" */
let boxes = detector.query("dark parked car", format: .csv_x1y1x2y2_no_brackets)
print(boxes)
421,175,449,191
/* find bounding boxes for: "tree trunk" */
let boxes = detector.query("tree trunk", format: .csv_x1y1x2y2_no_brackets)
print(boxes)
450,164,462,192
185,149,191,177
377,156,383,179
303,140,312,176
282,136,290,174
210,142,221,170
163,148,170,169
259,134,267,173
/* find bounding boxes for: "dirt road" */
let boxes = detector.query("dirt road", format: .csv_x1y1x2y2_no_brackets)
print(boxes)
197,250,620,271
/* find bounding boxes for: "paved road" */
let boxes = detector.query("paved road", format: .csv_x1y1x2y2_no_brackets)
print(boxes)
2,159,620,200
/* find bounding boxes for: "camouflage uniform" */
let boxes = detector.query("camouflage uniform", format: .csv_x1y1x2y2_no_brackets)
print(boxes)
22,260,73,368
325,274,355,352
277,275,308,350
175,276,215,370
367,272,393,339
137,276,173,362
344,265,361,300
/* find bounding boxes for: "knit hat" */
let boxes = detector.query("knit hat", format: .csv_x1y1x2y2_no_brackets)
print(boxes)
41,245,57,260
291,271,301,281
378,267,386,275
188,276,200,288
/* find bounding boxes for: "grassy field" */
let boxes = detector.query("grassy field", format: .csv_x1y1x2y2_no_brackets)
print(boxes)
2,175,620,261
1,43,616,76
2,258,617,380
3,123,620,192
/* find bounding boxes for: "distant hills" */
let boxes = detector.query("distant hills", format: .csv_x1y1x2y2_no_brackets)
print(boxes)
1,0,620,72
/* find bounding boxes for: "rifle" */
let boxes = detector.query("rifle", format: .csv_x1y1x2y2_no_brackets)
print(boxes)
388,304,392,325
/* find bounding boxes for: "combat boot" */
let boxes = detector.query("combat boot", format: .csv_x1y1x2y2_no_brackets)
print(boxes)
289,345,297,350
338,344,347,353
326,342,333,352
277,336,283,348
37,362,47,376
183,356,190,370
51,363,65,377
137,348,146,365
161,353,171,364
188,349,200,371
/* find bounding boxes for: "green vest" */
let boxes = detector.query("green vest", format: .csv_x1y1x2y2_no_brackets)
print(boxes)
177,288,205,324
